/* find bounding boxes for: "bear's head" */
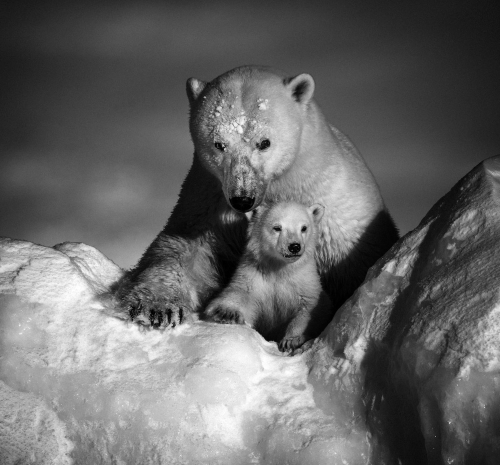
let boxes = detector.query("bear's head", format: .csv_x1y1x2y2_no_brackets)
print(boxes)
186,66,315,213
247,202,325,264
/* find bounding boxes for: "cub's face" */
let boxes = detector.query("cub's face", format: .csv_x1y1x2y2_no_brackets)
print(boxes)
251,203,324,263
187,67,315,213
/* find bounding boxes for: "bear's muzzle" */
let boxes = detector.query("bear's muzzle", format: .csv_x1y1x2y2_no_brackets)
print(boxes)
229,196,255,212
224,159,266,212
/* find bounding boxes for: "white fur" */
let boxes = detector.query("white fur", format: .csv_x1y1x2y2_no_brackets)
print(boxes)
116,66,398,330
206,202,333,352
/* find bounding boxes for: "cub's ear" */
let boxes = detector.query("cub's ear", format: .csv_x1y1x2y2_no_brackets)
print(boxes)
285,73,315,104
308,203,325,224
186,78,207,107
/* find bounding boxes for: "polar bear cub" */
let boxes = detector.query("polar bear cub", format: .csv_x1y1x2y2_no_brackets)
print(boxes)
205,201,333,352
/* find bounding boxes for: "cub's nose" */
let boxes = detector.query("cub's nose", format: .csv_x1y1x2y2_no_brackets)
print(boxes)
288,243,301,255
229,196,255,212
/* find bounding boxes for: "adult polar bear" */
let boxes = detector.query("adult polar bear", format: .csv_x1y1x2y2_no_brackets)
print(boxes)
116,66,399,328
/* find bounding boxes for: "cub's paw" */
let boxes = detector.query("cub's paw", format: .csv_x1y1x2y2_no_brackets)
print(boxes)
120,286,192,330
278,335,307,354
205,302,245,325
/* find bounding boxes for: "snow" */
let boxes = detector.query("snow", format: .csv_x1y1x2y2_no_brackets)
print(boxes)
0,240,366,464
257,98,269,111
307,155,500,463
1,155,499,464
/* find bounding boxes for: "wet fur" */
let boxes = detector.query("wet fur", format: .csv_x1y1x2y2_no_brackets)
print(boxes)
115,65,399,328
205,202,333,352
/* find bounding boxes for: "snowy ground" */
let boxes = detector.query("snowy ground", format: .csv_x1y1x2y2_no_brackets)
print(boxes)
1,156,499,464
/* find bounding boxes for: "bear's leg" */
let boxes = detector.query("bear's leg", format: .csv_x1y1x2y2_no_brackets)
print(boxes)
115,158,247,329
205,288,258,326
116,233,223,328
279,291,333,353
278,314,309,353
205,299,245,325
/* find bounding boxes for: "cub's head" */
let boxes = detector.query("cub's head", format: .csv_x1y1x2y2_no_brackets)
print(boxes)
247,202,324,264
186,66,315,213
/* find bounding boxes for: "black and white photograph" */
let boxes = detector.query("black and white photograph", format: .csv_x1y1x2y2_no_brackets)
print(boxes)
1,1,499,463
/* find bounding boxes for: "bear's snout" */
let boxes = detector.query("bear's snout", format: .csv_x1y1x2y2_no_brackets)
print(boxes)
230,196,255,212
288,242,301,255
224,158,266,213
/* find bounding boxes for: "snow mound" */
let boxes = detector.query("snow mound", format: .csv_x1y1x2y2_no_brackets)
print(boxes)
0,240,367,464
308,155,500,463
1,155,499,464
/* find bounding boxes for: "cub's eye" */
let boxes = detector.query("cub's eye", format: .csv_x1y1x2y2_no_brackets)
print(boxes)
273,225,282,232
301,226,308,232
214,142,227,152
256,139,271,151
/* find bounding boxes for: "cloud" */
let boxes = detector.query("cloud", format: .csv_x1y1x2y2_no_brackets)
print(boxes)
1,0,499,267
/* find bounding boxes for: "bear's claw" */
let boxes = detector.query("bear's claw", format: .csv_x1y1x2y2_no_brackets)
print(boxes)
129,304,186,329
207,306,245,325
149,308,164,328
278,335,307,353
165,305,185,328
121,286,191,330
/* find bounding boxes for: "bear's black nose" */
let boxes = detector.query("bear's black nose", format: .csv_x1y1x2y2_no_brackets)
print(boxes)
288,243,301,255
229,196,255,212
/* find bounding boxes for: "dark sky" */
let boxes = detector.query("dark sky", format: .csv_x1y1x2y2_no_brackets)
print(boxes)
1,0,499,268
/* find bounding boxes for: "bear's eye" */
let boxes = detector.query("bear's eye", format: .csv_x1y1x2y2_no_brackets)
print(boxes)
273,225,282,232
256,139,271,151
214,141,227,152
301,225,308,232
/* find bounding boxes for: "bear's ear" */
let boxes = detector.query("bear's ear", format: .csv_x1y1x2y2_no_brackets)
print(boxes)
186,78,207,107
308,203,325,224
285,73,315,104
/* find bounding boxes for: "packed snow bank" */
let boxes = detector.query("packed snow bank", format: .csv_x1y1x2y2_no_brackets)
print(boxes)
1,156,499,464
0,240,367,464
307,155,500,464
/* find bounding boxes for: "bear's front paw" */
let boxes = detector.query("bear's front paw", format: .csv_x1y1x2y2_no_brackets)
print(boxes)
120,286,192,330
278,335,307,354
205,303,245,325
